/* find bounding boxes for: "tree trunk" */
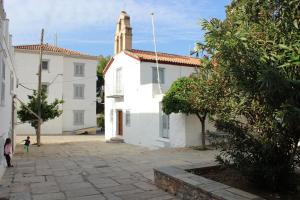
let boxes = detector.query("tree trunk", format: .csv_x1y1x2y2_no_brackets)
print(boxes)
36,121,41,146
200,118,206,149
196,113,207,149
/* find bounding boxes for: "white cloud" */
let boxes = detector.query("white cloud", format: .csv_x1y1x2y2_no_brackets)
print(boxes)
5,0,205,45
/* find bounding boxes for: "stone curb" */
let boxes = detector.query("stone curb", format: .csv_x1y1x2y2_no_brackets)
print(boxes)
154,163,265,200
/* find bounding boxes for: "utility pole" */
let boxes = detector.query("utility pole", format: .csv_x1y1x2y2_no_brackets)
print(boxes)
37,29,44,146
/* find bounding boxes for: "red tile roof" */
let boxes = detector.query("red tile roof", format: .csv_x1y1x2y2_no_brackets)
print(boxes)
14,44,99,60
125,49,201,67
103,49,201,74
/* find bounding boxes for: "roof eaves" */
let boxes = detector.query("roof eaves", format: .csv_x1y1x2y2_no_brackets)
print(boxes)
103,57,115,75
15,48,99,60
139,59,199,67
124,50,141,61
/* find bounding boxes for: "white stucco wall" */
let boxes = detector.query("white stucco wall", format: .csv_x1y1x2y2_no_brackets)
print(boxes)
15,51,97,135
105,52,140,141
105,53,216,148
138,62,201,148
15,52,64,135
0,17,17,179
62,57,97,132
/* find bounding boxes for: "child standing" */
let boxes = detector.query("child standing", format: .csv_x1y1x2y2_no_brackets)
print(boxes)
4,138,13,167
23,136,30,152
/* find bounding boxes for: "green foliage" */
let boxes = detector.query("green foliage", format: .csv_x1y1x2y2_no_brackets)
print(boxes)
97,56,111,90
17,89,63,131
97,114,105,128
215,120,300,190
97,56,111,114
162,76,202,116
200,0,300,191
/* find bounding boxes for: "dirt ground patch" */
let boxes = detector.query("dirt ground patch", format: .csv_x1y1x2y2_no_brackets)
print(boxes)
189,166,300,200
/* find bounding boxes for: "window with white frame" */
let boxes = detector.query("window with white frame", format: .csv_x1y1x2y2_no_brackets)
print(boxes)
116,68,122,94
152,67,165,84
74,63,85,77
42,60,49,71
73,110,84,125
73,84,85,99
0,60,6,106
125,110,131,127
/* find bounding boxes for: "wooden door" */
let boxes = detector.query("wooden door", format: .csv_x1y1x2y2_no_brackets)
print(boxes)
118,111,123,136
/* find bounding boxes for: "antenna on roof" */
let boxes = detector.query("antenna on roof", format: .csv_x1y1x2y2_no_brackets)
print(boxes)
150,12,162,94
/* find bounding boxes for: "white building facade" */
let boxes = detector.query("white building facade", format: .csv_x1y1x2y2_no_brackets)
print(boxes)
0,0,17,178
104,12,215,148
15,44,98,135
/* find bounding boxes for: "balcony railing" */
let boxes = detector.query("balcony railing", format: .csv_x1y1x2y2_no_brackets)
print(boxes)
106,86,124,98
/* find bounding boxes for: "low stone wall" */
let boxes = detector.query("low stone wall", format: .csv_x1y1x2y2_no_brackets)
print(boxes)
154,163,264,200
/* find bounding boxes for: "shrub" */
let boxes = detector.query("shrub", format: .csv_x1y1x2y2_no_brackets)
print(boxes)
215,120,300,191
200,0,300,191
97,114,104,129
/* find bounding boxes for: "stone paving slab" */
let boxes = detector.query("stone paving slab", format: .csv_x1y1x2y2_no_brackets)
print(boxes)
10,192,31,200
32,192,65,200
72,194,106,200
0,135,216,200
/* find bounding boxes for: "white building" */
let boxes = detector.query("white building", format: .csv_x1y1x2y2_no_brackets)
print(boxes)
0,0,17,178
104,11,215,148
14,44,98,135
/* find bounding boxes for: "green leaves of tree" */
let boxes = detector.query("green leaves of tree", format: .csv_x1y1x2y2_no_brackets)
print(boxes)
17,89,64,131
201,0,300,190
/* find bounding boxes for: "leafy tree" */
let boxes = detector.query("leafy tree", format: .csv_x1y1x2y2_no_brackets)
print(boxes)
97,56,111,114
200,0,300,190
17,89,63,143
162,59,225,149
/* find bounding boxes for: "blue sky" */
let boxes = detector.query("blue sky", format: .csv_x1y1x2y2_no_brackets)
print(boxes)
5,0,230,57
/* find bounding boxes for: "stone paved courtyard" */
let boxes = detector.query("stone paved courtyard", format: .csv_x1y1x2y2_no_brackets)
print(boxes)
0,135,216,200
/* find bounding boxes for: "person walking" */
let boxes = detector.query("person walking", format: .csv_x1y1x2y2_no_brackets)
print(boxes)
23,136,30,152
4,138,13,167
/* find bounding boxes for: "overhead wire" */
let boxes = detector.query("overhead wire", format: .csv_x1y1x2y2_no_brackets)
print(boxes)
19,83,35,91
